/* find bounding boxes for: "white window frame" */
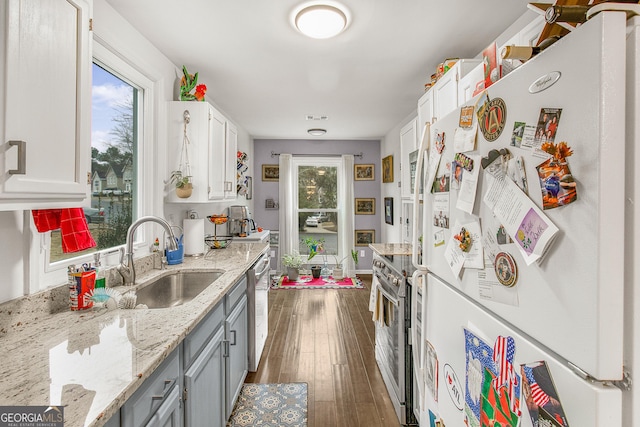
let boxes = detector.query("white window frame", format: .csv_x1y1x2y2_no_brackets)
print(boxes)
34,40,156,290
292,157,343,258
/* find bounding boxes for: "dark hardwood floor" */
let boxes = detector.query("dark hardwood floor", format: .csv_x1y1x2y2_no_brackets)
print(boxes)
245,275,401,427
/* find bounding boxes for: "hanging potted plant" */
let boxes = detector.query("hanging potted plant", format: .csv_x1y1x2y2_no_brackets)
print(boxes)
170,170,193,198
168,110,194,198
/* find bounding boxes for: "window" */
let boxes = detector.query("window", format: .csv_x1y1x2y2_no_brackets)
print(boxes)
48,63,137,264
294,158,342,259
41,40,155,286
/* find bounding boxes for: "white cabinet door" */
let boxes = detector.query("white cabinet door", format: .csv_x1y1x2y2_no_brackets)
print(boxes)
166,102,210,203
167,101,236,203
0,0,91,207
417,89,434,139
224,122,237,200
400,118,417,200
207,107,227,201
184,326,225,427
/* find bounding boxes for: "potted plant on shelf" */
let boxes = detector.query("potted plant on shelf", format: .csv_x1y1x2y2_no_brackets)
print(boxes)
282,251,305,281
333,249,359,280
169,170,193,198
303,237,325,278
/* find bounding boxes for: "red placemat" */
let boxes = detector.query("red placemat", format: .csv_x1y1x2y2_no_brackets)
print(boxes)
273,275,363,289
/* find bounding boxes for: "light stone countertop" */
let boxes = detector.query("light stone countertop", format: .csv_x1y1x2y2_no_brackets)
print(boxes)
0,242,268,427
368,243,413,256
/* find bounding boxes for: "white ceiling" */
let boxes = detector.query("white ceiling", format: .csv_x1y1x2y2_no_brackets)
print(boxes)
105,0,532,140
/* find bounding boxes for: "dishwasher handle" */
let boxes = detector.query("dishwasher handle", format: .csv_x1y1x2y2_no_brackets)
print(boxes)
254,255,270,278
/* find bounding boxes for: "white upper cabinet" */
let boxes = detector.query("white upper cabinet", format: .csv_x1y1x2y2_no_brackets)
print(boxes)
400,117,417,200
166,101,237,203
0,0,92,209
417,59,482,142
223,121,237,200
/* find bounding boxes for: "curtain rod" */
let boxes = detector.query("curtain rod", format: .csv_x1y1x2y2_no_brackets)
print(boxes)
270,151,364,159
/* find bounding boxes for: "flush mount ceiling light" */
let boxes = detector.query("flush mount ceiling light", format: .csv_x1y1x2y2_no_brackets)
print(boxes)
308,128,327,136
294,3,348,39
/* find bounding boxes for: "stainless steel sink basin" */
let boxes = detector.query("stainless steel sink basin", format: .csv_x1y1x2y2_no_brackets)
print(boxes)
135,270,224,309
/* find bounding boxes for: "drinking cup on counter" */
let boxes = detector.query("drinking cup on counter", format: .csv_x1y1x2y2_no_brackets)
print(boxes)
68,270,96,311
166,237,184,265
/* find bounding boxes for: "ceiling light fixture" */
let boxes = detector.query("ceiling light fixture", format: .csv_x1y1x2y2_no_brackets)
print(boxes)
308,128,327,136
294,3,348,39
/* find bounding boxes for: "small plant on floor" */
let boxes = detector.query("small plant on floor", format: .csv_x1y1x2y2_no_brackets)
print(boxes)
333,249,359,269
282,251,305,281
332,249,358,279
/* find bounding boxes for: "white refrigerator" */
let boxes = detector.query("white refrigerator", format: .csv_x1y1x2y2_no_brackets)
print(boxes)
411,10,640,427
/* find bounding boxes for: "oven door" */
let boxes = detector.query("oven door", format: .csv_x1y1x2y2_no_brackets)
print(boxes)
373,270,406,422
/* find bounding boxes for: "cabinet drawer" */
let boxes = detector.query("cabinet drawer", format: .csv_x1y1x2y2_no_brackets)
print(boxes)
122,350,180,427
226,276,247,313
183,301,224,368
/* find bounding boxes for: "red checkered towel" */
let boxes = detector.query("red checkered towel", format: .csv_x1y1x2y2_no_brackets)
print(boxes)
32,208,97,253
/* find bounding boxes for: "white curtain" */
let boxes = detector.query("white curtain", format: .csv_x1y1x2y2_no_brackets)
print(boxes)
278,154,295,273
339,155,356,277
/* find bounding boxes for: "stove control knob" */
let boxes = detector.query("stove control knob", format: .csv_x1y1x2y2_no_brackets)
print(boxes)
392,277,400,285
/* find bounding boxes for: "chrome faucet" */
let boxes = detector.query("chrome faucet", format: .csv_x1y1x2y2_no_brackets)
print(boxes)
117,216,179,286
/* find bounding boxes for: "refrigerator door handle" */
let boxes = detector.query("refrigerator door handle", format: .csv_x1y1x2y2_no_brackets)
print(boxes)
412,122,430,271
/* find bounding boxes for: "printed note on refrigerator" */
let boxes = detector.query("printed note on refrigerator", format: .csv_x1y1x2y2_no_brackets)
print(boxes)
453,123,478,153
456,154,482,214
483,173,559,265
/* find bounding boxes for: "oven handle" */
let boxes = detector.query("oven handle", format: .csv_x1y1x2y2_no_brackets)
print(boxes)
374,274,399,307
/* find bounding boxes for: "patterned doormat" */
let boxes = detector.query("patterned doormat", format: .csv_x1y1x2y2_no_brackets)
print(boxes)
227,383,307,427
272,275,363,290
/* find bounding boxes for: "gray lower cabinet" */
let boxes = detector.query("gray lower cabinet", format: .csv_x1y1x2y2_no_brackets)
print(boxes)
118,276,248,427
225,294,248,419
184,326,225,427
121,350,181,427
145,387,182,427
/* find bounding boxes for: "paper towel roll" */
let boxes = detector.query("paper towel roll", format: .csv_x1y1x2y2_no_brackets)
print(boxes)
183,218,205,256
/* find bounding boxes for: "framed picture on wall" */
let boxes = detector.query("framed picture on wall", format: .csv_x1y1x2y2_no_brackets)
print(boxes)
355,198,375,215
355,229,375,246
382,155,394,183
262,164,279,181
354,164,374,181
384,197,393,225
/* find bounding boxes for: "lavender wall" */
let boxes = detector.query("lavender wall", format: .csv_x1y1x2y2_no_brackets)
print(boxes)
253,139,380,271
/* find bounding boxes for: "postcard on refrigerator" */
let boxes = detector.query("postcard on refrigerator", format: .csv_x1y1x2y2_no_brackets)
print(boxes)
454,123,478,153
483,173,559,265
433,193,450,230
456,154,481,214
444,220,466,278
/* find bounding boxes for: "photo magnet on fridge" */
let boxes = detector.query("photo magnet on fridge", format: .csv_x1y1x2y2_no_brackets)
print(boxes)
537,141,577,210
521,361,570,427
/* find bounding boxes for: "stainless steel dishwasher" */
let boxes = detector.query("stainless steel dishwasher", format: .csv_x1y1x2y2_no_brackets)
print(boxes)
247,252,270,372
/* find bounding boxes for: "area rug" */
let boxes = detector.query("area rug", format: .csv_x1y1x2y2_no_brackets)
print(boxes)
227,382,307,427
272,275,363,289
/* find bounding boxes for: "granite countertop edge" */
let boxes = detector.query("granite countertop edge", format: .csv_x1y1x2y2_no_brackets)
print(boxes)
0,242,268,427
368,243,413,256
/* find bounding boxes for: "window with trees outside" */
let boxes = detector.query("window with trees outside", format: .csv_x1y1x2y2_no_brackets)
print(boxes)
48,62,138,264
295,159,341,259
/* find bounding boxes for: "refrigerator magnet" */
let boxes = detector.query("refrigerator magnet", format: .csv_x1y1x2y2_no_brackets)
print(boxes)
479,97,507,142
495,252,518,287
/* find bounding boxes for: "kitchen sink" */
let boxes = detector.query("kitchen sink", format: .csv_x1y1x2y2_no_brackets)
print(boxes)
135,270,224,309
